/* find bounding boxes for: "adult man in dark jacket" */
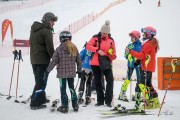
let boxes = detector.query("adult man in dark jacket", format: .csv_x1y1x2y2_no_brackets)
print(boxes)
29,12,58,110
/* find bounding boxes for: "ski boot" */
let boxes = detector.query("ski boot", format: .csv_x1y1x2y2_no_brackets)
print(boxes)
140,98,154,109
112,104,127,112
113,104,122,110
57,106,69,113
78,98,84,104
142,97,160,109
85,96,91,105
78,91,84,104
72,104,79,112
118,92,129,102
30,104,47,110
132,92,143,101
152,97,160,109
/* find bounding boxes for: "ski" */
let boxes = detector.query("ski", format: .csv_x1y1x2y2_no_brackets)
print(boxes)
21,97,31,104
98,105,154,116
0,92,23,99
100,109,152,116
50,99,60,112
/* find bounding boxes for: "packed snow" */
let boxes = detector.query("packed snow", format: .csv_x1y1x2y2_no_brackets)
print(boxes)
0,0,180,120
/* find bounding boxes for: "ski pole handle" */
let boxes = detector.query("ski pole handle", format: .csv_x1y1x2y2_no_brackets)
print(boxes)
145,54,151,67
171,59,178,73
13,50,18,60
18,50,23,62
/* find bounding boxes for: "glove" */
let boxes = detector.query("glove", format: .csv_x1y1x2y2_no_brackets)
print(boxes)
134,59,141,66
127,43,134,49
108,48,113,55
128,54,133,63
76,71,81,78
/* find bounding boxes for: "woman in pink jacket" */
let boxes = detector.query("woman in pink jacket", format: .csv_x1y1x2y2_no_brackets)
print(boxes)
86,20,116,107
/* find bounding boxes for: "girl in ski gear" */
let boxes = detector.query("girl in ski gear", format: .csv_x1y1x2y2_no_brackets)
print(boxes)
47,31,82,113
125,26,160,110
86,20,116,107
118,30,142,102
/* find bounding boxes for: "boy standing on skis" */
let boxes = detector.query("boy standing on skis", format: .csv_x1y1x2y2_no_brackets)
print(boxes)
118,30,142,102
77,42,93,105
47,31,82,113
125,26,160,110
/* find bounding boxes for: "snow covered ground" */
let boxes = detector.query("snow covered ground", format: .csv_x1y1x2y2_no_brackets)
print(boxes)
0,0,180,120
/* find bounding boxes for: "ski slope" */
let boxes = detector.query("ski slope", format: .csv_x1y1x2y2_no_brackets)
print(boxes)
0,0,180,120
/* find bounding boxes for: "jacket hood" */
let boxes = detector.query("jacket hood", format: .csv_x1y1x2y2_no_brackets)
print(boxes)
31,21,51,32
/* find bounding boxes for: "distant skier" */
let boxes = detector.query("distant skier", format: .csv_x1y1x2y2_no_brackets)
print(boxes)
125,26,160,110
47,31,82,113
118,30,142,102
77,42,93,105
139,0,142,4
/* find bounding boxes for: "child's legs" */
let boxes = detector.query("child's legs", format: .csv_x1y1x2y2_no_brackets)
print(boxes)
86,71,93,97
67,78,78,105
59,78,69,106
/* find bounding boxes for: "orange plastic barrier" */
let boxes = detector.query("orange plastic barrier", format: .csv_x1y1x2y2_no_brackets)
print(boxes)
158,57,180,90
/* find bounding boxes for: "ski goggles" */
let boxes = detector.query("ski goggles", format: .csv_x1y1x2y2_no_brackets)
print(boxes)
60,32,71,37
141,28,156,36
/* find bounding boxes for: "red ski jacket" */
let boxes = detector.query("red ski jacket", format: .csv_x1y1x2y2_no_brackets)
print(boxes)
129,40,156,72
86,35,116,66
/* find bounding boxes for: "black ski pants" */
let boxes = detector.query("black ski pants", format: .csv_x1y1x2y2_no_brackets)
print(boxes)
78,70,93,97
30,64,49,107
139,70,158,98
91,65,114,105
59,78,77,106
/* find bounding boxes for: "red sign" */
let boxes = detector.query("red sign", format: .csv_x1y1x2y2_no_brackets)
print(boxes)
13,39,30,47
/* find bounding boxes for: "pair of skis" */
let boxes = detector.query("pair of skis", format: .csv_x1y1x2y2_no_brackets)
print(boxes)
98,105,151,116
0,93,31,104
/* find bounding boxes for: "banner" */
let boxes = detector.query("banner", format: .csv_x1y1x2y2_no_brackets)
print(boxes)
1,19,13,46
9,21,13,40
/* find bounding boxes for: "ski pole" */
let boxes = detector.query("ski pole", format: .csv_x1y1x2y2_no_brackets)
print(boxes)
139,0,142,4
14,50,23,103
7,50,18,100
75,77,80,90
126,43,134,100
128,54,133,100
144,54,151,111
158,59,178,116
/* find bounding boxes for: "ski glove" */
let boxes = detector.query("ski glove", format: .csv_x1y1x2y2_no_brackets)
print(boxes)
134,59,141,66
108,48,113,55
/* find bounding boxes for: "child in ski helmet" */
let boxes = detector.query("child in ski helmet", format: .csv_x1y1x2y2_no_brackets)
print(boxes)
47,31,82,113
125,26,160,110
77,42,93,105
118,30,142,102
